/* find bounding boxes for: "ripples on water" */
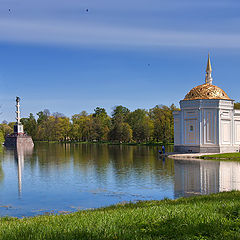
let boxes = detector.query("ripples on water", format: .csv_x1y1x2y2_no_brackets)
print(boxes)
0,143,239,217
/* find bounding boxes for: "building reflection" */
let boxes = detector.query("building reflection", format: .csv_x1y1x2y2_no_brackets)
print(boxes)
174,159,240,198
219,161,240,191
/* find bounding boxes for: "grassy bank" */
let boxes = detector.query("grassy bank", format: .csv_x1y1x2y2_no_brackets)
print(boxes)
200,152,240,161
1,192,240,239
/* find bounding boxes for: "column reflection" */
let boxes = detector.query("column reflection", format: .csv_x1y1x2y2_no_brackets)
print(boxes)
14,146,34,197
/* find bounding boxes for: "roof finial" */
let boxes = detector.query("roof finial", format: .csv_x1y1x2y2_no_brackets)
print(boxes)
205,53,213,84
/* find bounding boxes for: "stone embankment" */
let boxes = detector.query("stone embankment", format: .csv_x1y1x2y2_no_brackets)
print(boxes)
166,152,216,160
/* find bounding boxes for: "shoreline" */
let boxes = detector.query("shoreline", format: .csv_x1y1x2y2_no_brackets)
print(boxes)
33,140,174,147
166,152,211,160
167,152,240,161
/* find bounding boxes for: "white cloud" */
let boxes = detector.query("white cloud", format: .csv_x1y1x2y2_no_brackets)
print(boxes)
0,18,240,49
0,0,240,49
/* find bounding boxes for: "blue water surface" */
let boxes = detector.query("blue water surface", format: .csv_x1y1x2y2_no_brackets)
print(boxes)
0,143,239,217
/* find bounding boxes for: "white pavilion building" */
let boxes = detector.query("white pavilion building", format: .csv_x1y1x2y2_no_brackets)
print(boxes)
173,55,240,153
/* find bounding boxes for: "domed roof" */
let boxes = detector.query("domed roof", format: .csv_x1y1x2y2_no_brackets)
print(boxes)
184,83,231,100
183,54,231,101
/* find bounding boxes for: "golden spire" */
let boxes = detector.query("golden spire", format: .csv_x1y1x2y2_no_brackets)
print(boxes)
205,53,213,84
206,53,212,72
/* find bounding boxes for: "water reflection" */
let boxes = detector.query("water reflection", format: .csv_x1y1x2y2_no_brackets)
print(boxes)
174,159,240,198
14,146,33,197
1,143,240,217
34,143,175,184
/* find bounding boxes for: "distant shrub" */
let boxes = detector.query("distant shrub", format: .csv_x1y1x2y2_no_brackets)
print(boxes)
0,131,4,144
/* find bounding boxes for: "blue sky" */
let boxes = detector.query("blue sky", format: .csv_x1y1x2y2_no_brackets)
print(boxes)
1,0,240,121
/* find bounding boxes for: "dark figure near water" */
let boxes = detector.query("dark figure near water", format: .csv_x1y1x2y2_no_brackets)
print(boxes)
162,145,165,154
158,145,165,155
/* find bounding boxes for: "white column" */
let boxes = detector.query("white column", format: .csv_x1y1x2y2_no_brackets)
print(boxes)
16,97,21,124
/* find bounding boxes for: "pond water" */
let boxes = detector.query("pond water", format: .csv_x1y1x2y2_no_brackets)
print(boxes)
0,143,240,217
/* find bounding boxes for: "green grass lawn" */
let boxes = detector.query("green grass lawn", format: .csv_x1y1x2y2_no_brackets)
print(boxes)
1,191,240,239
200,152,240,160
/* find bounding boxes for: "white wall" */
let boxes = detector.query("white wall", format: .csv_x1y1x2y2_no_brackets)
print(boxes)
184,110,199,145
234,110,240,146
173,111,181,145
202,109,217,145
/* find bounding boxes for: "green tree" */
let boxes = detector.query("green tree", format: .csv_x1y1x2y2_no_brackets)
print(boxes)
43,116,56,141
109,106,131,142
109,122,132,142
92,107,111,141
112,106,130,122
0,123,13,137
21,113,37,139
121,122,133,142
8,122,15,130
0,131,4,144
127,109,153,142
234,102,240,109
56,117,71,141
149,104,177,144
71,112,95,141
37,109,50,125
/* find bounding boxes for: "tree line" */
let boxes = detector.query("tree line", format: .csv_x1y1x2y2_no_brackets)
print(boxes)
1,102,239,144
0,104,179,144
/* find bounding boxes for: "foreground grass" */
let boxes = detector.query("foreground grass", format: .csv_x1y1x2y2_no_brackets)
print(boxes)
1,192,240,239
200,152,240,161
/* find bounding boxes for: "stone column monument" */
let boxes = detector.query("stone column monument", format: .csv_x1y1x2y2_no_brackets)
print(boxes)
4,97,34,149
